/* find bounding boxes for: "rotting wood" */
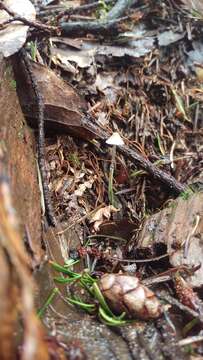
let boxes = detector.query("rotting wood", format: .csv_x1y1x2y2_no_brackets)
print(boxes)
119,318,187,360
0,157,49,360
136,191,203,287
0,58,43,267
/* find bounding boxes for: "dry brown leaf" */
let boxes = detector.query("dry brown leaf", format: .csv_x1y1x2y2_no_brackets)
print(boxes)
74,178,95,197
89,205,119,232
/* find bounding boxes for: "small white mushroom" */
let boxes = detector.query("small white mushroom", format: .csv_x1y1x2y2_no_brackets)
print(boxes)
106,132,124,146
105,133,124,206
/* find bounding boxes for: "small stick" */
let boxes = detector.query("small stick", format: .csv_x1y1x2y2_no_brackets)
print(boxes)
60,16,128,36
158,291,199,318
60,0,136,36
118,144,185,194
20,48,57,226
178,334,203,347
56,0,115,21
106,0,136,20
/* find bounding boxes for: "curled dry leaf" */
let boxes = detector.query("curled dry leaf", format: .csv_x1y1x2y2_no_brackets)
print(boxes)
99,274,163,320
74,178,95,197
89,205,119,232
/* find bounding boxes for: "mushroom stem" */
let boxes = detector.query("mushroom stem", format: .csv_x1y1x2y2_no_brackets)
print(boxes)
108,145,116,207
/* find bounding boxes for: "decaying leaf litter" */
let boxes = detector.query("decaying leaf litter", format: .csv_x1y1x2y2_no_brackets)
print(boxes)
0,0,203,358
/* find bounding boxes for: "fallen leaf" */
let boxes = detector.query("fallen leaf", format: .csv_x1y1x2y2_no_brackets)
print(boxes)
0,0,36,57
50,27,184,70
51,46,95,69
89,205,119,231
74,178,95,197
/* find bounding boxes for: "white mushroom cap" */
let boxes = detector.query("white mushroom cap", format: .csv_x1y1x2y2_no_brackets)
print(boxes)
106,132,124,146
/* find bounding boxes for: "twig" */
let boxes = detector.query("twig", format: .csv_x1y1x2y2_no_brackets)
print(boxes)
158,291,199,319
0,1,58,34
118,144,185,194
81,117,185,194
107,0,136,20
56,0,115,21
183,214,200,258
60,0,136,36
110,253,169,263
178,333,203,346
20,48,57,226
60,16,127,36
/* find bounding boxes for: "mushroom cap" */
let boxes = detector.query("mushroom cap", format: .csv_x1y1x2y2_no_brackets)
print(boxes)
106,132,124,146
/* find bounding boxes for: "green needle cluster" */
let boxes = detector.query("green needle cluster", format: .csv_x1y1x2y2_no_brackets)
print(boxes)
49,259,129,326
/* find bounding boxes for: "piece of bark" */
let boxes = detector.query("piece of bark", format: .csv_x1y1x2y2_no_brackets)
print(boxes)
0,245,17,360
0,163,49,360
0,57,43,266
120,318,187,360
136,191,203,287
107,0,136,20
13,54,106,141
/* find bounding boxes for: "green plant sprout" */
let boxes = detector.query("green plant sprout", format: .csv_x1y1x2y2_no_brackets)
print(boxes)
27,41,37,61
50,260,131,326
37,287,59,318
68,152,80,167
67,296,96,314
131,169,147,178
155,134,165,156
190,8,203,20
10,79,16,90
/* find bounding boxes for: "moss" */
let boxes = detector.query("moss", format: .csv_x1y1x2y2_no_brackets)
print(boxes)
4,65,17,91
68,152,81,167
10,79,16,90
180,187,194,200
